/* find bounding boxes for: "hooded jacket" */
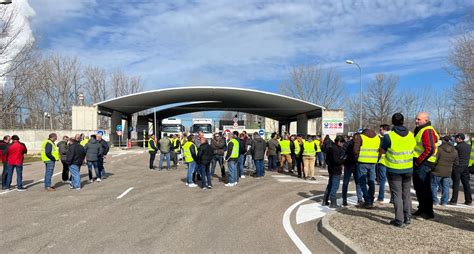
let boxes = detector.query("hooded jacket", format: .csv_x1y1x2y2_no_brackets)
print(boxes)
380,125,413,174
197,142,214,165
267,138,279,156
432,142,458,177
250,136,266,160
84,138,103,162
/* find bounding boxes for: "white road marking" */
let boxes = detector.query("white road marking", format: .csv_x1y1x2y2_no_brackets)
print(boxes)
283,194,323,254
0,172,62,195
117,187,134,199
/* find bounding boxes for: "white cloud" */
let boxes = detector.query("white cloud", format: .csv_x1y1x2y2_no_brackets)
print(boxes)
28,0,473,89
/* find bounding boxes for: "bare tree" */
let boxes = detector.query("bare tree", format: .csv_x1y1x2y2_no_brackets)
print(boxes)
363,74,399,127
83,66,107,104
110,70,143,98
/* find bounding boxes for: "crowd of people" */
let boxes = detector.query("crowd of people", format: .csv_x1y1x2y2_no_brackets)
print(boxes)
1,133,109,191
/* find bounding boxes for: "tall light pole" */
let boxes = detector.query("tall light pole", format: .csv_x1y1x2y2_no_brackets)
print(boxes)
346,60,362,130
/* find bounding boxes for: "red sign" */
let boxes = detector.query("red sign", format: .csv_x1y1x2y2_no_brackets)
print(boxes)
233,122,238,128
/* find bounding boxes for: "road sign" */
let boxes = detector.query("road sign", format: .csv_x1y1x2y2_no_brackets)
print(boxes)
258,129,265,136
116,130,123,136
116,124,123,131
129,126,134,132
233,122,238,128
97,130,104,136
224,129,231,135
233,117,238,123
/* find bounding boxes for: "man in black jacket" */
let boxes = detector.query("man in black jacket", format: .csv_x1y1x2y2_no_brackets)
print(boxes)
323,136,346,208
198,137,214,189
342,135,363,206
450,133,472,205
97,134,109,178
66,135,86,190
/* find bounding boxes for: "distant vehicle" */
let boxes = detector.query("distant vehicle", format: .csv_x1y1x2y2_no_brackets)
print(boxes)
190,118,213,141
161,118,185,138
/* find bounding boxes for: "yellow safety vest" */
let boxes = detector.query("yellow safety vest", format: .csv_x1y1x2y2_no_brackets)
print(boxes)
314,140,322,153
378,136,386,166
385,132,416,170
469,142,474,167
41,140,60,162
303,140,315,156
413,126,439,163
172,138,180,152
80,138,89,147
358,134,381,163
148,138,156,152
227,139,239,159
280,140,291,155
182,141,197,163
294,140,301,155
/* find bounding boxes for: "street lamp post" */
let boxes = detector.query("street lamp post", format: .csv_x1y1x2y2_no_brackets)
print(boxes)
346,60,362,130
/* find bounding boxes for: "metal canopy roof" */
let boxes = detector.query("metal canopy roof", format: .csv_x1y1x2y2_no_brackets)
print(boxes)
96,87,324,122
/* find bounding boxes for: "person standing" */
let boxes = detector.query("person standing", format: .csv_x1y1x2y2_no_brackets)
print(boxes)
198,136,214,189
210,133,226,179
302,136,317,181
57,136,70,183
412,112,439,219
267,133,279,171
225,133,239,187
66,135,86,190
41,133,60,191
5,135,27,191
293,135,303,178
236,132,246,179
148,134,158,169
250,132,266,177
1,135,11,190
183,135,198,187
159,133,172,170
354,128,380,209
449,133,472,206
279,135,293,173
432,136,458,206
381,113,416,227
84,135,103,183
342,134,363,206
322,136,346,208
376,124,391,204
97,134,109,178
315,136,323,168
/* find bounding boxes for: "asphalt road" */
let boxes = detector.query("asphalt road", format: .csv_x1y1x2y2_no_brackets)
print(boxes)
1,149,341,253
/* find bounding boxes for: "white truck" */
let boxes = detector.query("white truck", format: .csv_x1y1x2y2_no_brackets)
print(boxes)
190,118,213,142
160,118,184,138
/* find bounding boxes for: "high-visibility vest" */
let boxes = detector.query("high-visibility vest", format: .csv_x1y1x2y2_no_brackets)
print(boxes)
378,136,386,166
227,139,239,159
148,138,156,152
303,140,315,156
358,134,381,163
41,140,59,162
294,140,301,155
172,138,180,152
182,141,197,163
314,139,322,153
280,140,291,155
469,142,474,167
80,138,89,147
384,131,416,170
413,126,439,163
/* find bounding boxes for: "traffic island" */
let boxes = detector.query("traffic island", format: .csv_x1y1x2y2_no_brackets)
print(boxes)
319,203,474,253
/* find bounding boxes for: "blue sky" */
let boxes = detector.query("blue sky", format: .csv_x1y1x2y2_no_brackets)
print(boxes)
28,0,471,96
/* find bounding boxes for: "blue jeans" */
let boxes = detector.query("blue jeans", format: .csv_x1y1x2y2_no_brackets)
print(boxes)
210,154,225,176
268,155,277,170
237,155,245,177
44,161,55,188
199,164,212,188
254,159,264,177
186,162,196,184
316,152,324,166
159,152,171,169
377,164,387,201
227,160,238,184
6,164,23,189
357,163,376,205
87,161,100,179
325,174,341,201
98,156,106,177
342,164,362,202
69,164,81,188
431,175,450,205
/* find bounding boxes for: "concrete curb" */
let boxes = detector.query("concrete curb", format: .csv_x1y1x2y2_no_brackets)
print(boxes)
318,210,365,254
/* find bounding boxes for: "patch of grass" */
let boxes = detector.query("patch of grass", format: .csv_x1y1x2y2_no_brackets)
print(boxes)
23,154,42,163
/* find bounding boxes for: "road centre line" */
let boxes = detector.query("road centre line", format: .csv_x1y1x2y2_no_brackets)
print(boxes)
117,187,134,199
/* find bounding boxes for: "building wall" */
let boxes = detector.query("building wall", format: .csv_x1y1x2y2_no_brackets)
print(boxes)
72,106,98,131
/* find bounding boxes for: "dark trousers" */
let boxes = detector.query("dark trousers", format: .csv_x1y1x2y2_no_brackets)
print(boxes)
2,162,8,189
291,154,296,170
98,156,105,176
199,163,212,188
296,156,304,177
61,160,70,181
149,152,156,169
268,155,277,170
210,154,225,177
413,164,434,216
171,151,178,166
388,171,412,223
451,166,472,204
